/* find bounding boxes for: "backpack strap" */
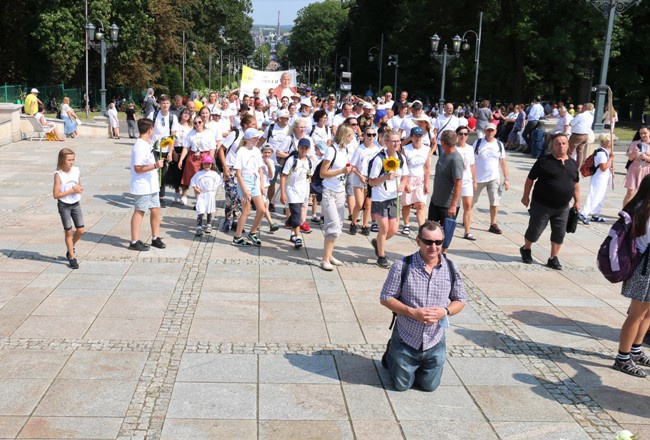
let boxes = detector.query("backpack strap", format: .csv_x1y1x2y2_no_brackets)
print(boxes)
309,124,316,137
268,123,275,140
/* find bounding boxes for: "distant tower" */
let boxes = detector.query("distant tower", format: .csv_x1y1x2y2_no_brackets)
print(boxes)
276,11,281,43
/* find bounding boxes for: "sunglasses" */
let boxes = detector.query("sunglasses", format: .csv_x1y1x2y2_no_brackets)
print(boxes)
458,132,469,136
366,133,377,137
419,237,443,246
349,123,359,126
194,120,203,125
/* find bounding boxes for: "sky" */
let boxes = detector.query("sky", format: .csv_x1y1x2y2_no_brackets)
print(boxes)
250,0,316,25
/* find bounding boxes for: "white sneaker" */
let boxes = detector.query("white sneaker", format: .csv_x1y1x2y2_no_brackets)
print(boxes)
180,196,188,205
174,193,181,203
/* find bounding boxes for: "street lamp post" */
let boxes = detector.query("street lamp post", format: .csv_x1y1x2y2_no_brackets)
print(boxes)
430,34,461,114
587,0,642,133
182,31,198,93
387,54,399,95
86,20,119,116
367,33,384,96
461,12,483,111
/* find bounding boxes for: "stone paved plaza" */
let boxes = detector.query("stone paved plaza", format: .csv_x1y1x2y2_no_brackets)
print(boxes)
0,137,648,439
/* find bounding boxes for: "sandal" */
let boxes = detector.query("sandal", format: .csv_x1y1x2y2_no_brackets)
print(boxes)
463,233,477,241
247,231,262,247
632,352,650,367
613,358,647,378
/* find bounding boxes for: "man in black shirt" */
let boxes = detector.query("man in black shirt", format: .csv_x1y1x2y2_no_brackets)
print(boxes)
519,133,580,270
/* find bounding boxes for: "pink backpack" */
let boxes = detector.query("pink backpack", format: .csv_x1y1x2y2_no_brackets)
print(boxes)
597,211,648,283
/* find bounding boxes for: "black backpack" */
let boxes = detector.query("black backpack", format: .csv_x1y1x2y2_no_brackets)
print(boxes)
310,146,337,202
473,137,504,156
285,150,313,174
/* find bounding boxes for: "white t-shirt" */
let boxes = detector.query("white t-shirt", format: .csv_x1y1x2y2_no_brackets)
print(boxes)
473,138,505,183
222,130,244,168
234,146,264,176
205,122,224,143
282,155,312,203
456,145,475,187
399,117,416,136
556,113,573,133
130,138,159,195
310,124,331,146
263,122,290,163
174,124,191,147
402,144,429,177
433,115,460,143
187,129,216,154
332,113,347,129
147,111,179,152
55,167,81,204
369,152,409,202
592,148,611,183
350,143,380,177
322,144,349,192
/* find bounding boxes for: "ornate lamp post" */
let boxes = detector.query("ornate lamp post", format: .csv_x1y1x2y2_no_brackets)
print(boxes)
430,34,462,114
387,54,399,95
587,0,642,132
367,33,384,95
460,12,483,111
86,20,119,116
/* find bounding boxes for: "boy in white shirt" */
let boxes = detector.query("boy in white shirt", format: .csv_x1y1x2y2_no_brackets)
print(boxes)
280,138,314,249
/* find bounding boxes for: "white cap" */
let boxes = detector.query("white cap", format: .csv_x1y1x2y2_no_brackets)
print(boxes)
363,102,373,110
31,88,39,94
276,109,290,119
485,123,497,131
210,108,222,116
243,128,262,139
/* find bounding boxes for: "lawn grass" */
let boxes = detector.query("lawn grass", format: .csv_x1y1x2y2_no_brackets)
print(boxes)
614,125,637,142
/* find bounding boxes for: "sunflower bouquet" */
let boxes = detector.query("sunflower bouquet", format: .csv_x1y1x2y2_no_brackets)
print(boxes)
152,135,176,186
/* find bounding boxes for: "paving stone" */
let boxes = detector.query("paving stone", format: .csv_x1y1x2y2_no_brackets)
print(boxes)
259,384,348,420
167,383,256,419
176,353,257,383
19,416,123,439
258,420,353,440
259,354,339,384
160,419,257,440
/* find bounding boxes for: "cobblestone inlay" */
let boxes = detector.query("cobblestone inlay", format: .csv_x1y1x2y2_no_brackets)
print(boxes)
115,234,216,439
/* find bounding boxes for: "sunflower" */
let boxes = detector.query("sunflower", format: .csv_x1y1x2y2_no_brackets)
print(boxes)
383,157,400,173
160,136,175,150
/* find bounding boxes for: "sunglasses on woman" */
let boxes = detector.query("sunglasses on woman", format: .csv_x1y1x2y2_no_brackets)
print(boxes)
418,237,443,246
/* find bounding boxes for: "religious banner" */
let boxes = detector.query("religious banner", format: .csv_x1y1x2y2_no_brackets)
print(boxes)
239,66,297,100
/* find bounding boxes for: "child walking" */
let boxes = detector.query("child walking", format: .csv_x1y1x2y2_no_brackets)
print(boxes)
53,148,85,269
190,155,222,236
280,138,313,249
261,144,280,232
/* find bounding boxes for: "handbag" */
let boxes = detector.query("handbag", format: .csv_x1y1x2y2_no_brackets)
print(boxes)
75,117,83,126
566,207,579,233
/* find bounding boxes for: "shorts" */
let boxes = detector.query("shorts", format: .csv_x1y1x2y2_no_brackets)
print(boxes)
133,193,160,212
461,180,474,197
402,176,426,205
351,174,366,189
524,199,569,245
371,199,398,219
473,178,500,207
237,174,262,199
345,174,355,197
57,200,84,231
288,202,307,228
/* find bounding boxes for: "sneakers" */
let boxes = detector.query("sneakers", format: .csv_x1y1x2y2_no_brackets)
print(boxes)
488,223,502,234
371,238,379,257
128,240,150,251
546,256,562,270
300,222,312,234
290,234,297,243
195,227,204,237
349,224,358,235
270,223,280,232
180,196,188,205
68,258,79,269
613,357,647,378
377,256,390,268
311,216,322,224
320,260,334,271
151,237,166,249
370,222,379,233
361,226,370,236
402,225,410,236
591,215,606,223
232,236,252,246
174,193,181,203
294,237,303,249
632,351,650,367
204,224,212,234
248,231,262,247
578,213,590,225
520,246,533,264
221,219,231,233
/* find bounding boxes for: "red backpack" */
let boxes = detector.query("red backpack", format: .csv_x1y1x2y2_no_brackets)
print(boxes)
580,147,605,178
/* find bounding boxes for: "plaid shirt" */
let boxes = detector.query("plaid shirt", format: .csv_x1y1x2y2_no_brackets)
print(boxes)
380,252,467,350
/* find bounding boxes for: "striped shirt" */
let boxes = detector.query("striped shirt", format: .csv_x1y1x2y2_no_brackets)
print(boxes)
380,252,467,350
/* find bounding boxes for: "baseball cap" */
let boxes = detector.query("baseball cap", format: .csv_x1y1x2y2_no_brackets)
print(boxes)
243,128,262,139
362,102,373,110
31,88,39,94
201,155,214,163
297,138,311,148
260,143,274,151
210,108,222,116
305,87,312,92
485,123,497,131
411,126,424,136
277,109,290,119
411,100,423,109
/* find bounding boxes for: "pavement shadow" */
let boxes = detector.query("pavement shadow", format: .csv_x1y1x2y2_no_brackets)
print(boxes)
93,192,132,209
0,248,67,265
287,351,387,389
508,310,621,344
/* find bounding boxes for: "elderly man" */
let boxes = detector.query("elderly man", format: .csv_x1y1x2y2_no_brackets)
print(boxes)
24,88,42,115
433,102,460,148
569,103,594,167
472,123,510,234
380,220,466,391
520,133,580,270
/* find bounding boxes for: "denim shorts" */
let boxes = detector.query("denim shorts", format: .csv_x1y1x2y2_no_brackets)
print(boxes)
371,199,398,219
57,200,84,231
133,193,161,212
237,174,262,198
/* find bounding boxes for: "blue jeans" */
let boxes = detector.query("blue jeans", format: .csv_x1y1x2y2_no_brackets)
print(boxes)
387,328,446,391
